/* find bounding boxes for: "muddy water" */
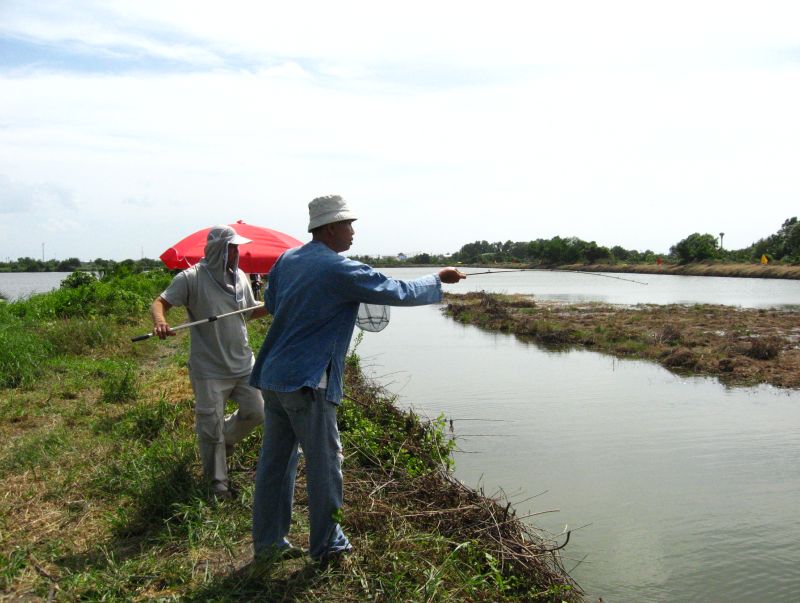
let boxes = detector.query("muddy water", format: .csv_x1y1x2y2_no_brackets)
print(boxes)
356,269,800,602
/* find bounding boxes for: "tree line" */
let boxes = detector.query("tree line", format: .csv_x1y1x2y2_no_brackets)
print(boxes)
0,257,163,274
353,216,799,266
3,217,798,272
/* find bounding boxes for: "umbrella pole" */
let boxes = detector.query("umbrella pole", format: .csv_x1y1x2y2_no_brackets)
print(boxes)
131,303,264,342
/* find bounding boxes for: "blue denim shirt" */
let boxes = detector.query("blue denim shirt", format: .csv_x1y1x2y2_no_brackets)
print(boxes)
250,241,442,403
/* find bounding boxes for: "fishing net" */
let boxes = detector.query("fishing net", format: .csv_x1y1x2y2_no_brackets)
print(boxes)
357,303,391,332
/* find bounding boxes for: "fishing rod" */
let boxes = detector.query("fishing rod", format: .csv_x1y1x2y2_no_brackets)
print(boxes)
131,303,264,342
463,268,648,285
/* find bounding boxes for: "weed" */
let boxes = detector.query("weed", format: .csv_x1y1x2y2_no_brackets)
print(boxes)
0,318,50,388
658,323,683,344
339,393,454,478
0,548,27,590
101,362,139,404
42,317,114,356
103,395,185,442
746,336,781,360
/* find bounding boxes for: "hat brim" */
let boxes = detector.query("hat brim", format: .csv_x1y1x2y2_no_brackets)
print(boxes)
229,234,252,245
308,210,358,232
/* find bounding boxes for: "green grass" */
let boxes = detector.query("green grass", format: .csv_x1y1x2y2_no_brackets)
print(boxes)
100,361,139,404
0,424,72,477
0,313,51,388
0,273,581,602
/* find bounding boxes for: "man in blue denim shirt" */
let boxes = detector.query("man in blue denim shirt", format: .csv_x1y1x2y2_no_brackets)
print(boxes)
250,194,465,564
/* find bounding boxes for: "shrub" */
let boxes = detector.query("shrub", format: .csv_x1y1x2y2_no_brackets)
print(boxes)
8,278,156,321
61,270,98,289
658,324,683,344
42,317,113,356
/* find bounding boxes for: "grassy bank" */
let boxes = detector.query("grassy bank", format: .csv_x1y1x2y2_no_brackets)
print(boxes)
444,291,800,389
1,273,580,601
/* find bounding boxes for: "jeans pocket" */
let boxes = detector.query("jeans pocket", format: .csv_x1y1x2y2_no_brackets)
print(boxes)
278,388,313,414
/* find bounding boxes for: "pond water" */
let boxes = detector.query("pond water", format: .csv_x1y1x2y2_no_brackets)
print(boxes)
443,267,800,308
356,268,800,602
0,272,71,301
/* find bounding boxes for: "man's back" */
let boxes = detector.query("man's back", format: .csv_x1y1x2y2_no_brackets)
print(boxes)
251,240,442,402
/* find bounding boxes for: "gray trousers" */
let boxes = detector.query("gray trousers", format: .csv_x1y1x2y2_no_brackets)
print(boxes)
190,374,265,493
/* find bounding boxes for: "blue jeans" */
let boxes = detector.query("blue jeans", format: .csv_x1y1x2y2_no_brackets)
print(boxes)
252,387,351,560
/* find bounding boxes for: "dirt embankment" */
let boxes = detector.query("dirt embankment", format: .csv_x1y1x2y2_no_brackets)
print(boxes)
444,292,800,389
558,262,800,280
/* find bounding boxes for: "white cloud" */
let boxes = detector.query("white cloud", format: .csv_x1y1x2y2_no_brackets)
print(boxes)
1,0,799,258
0,175,76,213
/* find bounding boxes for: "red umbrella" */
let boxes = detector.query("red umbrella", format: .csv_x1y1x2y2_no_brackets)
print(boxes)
159,220,303,274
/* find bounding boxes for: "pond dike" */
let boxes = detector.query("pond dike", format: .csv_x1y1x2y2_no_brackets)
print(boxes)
443,291,800,389
0,324,583,600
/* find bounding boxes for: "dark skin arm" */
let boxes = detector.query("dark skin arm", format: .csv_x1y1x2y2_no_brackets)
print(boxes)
438,267,467,283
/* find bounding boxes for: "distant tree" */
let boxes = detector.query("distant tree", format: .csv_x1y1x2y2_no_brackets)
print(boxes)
770,217,800,261
509,241,529,260
783,218,800,258
136,258,163,271
610,245,631,262
741,217,799,263
412,253,432,264
454,240,495,263
15,257,46,272
670,233,720,264
56,257,82,272
584,242,612,264
540,236,568,264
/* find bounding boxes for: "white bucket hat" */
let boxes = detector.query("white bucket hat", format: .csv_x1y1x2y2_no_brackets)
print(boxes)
308,195,358,232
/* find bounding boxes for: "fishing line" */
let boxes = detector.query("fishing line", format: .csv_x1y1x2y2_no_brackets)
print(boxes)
463,268,648,285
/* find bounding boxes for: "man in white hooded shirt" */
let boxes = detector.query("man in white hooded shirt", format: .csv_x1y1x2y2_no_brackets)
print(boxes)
151,225,267,499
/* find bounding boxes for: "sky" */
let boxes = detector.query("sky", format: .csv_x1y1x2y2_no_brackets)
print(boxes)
1,1,799,262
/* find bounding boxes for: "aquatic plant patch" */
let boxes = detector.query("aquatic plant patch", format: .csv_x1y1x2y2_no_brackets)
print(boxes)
444,293,800,389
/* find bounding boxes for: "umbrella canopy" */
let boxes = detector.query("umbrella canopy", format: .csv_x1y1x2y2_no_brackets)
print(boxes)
159,220,303,274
